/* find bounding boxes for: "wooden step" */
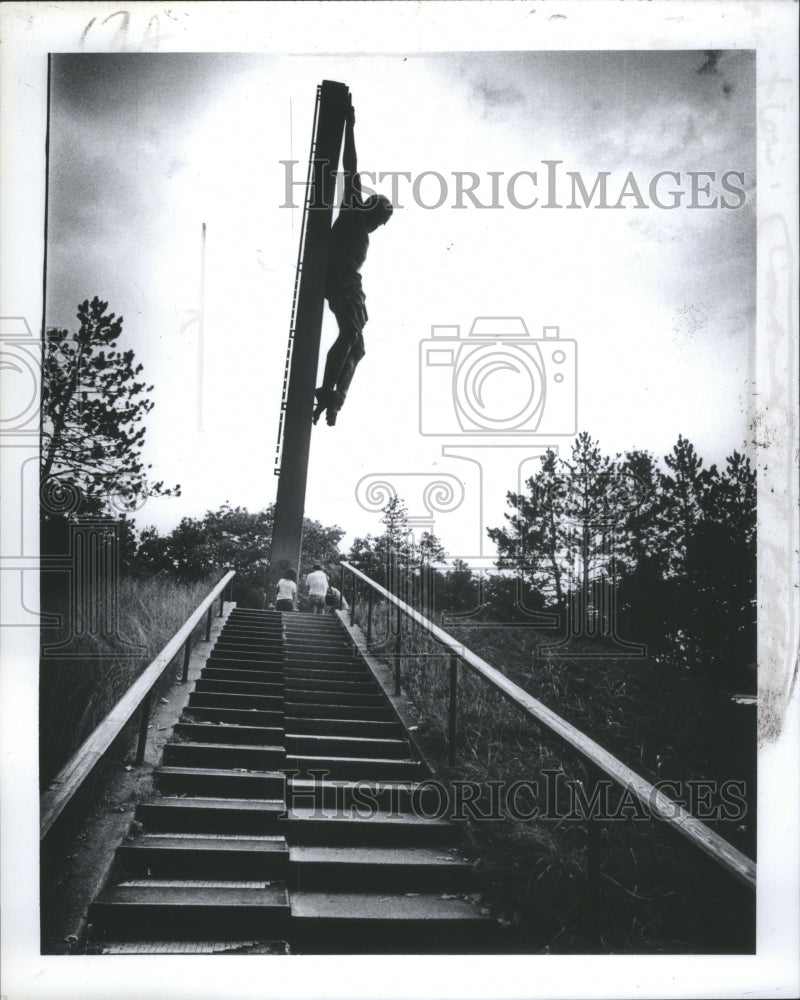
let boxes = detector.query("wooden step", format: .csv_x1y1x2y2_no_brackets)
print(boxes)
138,797,285,834
208,649,282,665
214,634,283,648
285,632,351,643
219,625,282,638
283,648,355,663
182,706,283,727
154,766,285,798
282,808,454,847
285,733,411,760
286,777,441,813
284,701,393,721
285,754,423,782
194,678,284,697
290,845,472,891
90,881,289,940
288,891,494,954
284,716,403,738
98,939,287,955
162,741,285,771
283,689,384,707
283,636,354,659
228,610,281,623
283,666,372,682
282,614,344,627
213,639,283,654
188,691,283,711
116,834,289,879
217,628,282,643
172,722,283,745
282,677,378,695
202,667,284,683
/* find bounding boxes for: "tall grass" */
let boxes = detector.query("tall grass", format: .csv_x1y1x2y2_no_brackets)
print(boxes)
354,596,755,953
40,574,219,789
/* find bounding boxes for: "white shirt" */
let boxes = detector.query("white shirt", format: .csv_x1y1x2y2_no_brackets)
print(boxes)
306,570,329,596
276,579,296,602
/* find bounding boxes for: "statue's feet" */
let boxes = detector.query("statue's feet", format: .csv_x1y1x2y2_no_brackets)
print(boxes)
325,389,344,426
313,387,336,425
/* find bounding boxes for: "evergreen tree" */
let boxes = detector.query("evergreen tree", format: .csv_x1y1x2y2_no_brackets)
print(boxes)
346,496,449,611
658,434,718,576
486,431,756,686
41,297,179,515
488,448,566,613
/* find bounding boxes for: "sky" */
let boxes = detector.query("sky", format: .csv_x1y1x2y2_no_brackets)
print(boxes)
45,50,756,562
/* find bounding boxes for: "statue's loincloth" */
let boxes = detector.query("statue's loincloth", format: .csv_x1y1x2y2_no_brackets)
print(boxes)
326,270,368,333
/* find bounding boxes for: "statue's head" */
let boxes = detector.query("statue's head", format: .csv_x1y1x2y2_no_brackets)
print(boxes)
362,194,393,232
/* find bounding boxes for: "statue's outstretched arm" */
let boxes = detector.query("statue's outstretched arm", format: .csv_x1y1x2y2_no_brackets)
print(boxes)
342,105,362,207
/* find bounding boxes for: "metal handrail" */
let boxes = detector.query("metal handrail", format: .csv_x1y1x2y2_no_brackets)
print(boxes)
40,570,235,839
339,560,755,891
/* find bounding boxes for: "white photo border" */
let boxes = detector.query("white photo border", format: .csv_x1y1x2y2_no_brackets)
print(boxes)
1,2,797,998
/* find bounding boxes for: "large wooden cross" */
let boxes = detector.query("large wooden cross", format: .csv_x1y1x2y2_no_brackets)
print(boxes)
269,81,350,585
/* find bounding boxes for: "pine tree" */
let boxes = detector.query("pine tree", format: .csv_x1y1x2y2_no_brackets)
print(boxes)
658,434,717,577
488,448,567,612
41,297,179,515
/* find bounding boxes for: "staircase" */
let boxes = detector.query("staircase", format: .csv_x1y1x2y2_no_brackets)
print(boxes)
87,608,497,954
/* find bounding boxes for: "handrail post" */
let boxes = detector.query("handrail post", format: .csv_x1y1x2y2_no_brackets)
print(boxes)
204,605,213,643
218,591,224,617
181,637,192,683
351,574,357,625
135,691,152,765
585,760,603,935
340,564,345,609
448,653,458,766
366,588,374,646
394,611,402,696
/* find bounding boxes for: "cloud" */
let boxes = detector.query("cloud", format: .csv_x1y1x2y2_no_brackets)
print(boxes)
475,79,524,109
697,51,721,76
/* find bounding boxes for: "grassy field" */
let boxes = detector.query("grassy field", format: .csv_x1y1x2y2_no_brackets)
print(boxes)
356,598,756,953
39,573,219,789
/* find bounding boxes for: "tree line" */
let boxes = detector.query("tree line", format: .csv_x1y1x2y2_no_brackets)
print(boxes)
488,431,755,683
42,299,755,687
343,433,755,688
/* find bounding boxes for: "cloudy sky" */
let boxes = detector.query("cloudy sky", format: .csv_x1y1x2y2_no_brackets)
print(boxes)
46,50,755,559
